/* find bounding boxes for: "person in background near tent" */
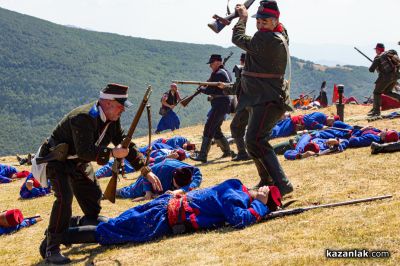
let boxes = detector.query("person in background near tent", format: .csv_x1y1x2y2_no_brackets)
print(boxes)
231,1,293,195
368,43,400,117
190,54,234,163
155,83,182,134
316,81,328,107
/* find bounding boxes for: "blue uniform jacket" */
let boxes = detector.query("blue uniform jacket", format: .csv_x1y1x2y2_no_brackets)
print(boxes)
165,136,188,149
348,128,382,147
0,164,17,183
0,218,38,236
200,67,232,113
20,174,51,199
96,179,270,245
312,121,353,139
284,134,349,160
117,159,202,198
303,112,328,130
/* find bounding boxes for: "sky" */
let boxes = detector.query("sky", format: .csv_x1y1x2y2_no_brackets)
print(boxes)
0,0,399,66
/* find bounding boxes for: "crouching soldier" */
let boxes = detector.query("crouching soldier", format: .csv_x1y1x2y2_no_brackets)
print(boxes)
39,179,281,262
117,159,202,201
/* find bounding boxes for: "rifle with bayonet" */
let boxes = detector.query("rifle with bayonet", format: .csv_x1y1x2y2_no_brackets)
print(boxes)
354,47,373,62
265,195,392,220
103,86,152,203
208,0,256,33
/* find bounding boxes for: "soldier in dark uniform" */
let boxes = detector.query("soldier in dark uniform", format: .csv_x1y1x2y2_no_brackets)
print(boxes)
191,54,234,163
38,84,163,264
223,53,251,161
232,1,293,195
368,43,400,116
155,83,181,133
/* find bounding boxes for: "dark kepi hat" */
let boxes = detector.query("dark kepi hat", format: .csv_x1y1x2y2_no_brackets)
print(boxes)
172,167,193,187
100,83,133,108
206,54,223,64
375,43,385,49
240,53,246,62
252,0,280,19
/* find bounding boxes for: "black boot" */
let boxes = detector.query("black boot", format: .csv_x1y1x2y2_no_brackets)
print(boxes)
257,153,293,196
45,232,71,264
232,138,251,161
367,94,381,116
371,141,400,154
190,137,212,163
215,137,235,158
252,158,274,188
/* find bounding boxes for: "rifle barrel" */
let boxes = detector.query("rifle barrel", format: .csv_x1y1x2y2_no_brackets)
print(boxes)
354,47,373,62
266,195,392,219
172,80,232,87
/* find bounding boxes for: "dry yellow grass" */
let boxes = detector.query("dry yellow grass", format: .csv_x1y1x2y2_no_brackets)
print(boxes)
1,105,399,265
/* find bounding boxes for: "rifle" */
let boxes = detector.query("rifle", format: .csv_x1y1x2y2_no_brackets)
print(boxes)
103,86,152,203
175,52,235,107
354,47,373,62
172,80,233,87
265,195,392,220
208,0,256,33
296,126,352,135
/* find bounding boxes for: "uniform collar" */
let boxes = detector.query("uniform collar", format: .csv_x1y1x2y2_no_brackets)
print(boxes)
97,104,107,123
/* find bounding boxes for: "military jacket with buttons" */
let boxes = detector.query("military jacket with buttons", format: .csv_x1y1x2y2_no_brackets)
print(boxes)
49,101,146,168
232,20,289,111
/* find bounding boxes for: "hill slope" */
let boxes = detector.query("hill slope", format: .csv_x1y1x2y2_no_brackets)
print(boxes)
0,105,399,265
0,7,376,155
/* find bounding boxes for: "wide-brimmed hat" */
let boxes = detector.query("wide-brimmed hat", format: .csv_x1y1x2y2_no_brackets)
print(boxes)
252,0,280,19
206,54,223,64
100,83,133,108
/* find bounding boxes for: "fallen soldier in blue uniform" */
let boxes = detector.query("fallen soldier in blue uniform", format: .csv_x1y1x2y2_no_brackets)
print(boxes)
116,159,202,201
0,209,42,236
95,149,187,178
284,133,349,160
20,173,51,199
139,136,195,153
271,112,340,139
39,179,281,258
348,127,399,147
0,164,30,183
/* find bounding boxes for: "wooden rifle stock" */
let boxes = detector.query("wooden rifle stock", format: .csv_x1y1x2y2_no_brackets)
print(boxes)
208,0,256,33
172,80,233,87
179,90,202,107
103,85,152,203
265,195,392,220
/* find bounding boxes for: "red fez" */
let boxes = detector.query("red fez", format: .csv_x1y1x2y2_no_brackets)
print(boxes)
172,167,193,188
0,209,24,227
384,130,399,143
15,171,30,179
304,142,320,153
176,149,186,161
185,143,196,151
161,138,167,144
333,115,340,121
267,186,282,211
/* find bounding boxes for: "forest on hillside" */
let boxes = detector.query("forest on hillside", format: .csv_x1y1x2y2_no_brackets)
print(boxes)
0,7,376,155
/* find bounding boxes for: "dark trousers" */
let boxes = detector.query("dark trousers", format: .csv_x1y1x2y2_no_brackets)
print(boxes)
203,107,227,139
230,108,249,139
245,102,290,191
374,78,399,99
46,161,102,237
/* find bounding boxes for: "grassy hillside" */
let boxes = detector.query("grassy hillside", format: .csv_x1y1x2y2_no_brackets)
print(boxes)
0,105,399,265
0,7,376,156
